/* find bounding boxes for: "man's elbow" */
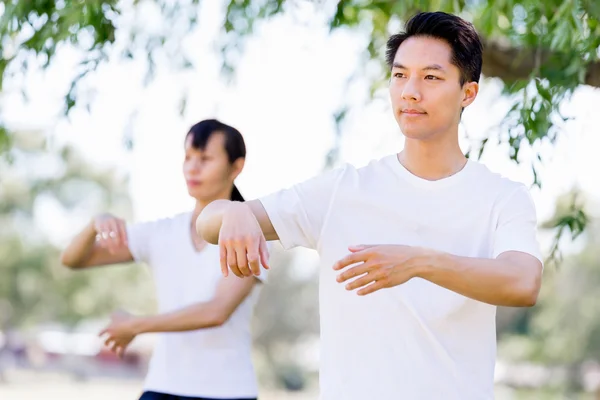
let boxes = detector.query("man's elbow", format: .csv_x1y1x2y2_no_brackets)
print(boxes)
515,271,542,307
195,211,219,245
517,288,539,307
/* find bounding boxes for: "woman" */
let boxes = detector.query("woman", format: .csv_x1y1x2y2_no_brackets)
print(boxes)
61,119,268,400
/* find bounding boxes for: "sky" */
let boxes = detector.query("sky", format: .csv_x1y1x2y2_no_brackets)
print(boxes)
2,1,599,261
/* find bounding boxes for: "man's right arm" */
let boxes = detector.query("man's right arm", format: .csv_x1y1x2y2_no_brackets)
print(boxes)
196,199,279,244
196,199,277,278
198,168,344,278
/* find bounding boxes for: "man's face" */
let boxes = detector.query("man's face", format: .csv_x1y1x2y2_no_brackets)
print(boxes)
389,36,478,141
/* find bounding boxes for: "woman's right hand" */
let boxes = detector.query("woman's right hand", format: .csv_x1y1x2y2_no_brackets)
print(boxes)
219,202,270,278
93,213,129,255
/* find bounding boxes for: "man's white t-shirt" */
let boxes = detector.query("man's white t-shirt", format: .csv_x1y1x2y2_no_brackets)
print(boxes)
260,154,542,400
126,211,266,399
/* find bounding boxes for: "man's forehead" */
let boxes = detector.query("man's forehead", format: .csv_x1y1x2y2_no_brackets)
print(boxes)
393,36,453,68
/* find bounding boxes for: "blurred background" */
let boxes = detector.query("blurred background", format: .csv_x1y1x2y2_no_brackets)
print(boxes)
1,1,599,399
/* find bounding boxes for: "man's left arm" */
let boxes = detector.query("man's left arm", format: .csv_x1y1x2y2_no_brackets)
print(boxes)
416,250,542,307
335,185,543,307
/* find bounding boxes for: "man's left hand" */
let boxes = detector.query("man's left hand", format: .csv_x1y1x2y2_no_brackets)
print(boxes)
333,244,432,295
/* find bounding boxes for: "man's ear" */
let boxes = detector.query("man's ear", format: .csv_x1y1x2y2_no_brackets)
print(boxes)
461,81,479,108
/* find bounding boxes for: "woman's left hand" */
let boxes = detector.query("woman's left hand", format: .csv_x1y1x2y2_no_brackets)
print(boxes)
99,311,140,358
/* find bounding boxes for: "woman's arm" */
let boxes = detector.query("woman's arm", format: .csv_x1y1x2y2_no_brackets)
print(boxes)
60,214,133,269
99,276,259,356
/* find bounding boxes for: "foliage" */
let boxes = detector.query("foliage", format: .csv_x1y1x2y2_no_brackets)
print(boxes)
0,130,154,329
1,0,596,254
252,246,319,387
497,194,600,392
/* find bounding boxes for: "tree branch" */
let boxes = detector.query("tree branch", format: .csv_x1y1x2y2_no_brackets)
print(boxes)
482,39,600,88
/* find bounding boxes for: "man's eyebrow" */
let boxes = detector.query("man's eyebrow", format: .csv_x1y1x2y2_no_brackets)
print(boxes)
392,62,446,72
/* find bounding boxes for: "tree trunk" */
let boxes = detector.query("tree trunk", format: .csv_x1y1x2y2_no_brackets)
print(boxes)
482,39,600,88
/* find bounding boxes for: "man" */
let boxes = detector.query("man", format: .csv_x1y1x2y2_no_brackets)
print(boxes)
197,11,543,400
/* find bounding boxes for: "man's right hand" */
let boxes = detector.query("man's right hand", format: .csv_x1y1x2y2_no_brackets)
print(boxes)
93,213,128,255
218,202,270,278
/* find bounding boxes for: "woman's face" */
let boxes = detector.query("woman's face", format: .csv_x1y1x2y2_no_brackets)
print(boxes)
183,132,243,202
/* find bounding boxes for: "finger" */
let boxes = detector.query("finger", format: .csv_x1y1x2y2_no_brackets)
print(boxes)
110,341,121,353
98,329,107,337
235,242,251,277
116,219,128,246
357,280,386,296
107,219,122,252
259,237,270,270
97,222,115,253
104,337,115,348
220,244,229,277
116,346,125,358
226,242,243,278
345,270,379,291
333,251,367,271
247,241,261,277
336,263,370,283
95,222,110,248
348,244,377,252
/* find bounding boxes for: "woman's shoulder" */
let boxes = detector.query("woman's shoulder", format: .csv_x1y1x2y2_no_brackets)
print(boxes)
129,211,192,236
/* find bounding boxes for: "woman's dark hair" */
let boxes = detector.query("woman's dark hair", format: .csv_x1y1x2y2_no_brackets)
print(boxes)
385,12,483,85
186,119,246,202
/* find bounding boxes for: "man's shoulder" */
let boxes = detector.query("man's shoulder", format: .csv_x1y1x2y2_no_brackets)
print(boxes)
468,161,531,201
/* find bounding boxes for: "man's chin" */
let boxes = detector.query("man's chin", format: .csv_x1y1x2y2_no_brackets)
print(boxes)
399,129,433,140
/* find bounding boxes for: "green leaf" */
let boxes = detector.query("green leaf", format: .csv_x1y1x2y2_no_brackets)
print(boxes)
0,125,12,157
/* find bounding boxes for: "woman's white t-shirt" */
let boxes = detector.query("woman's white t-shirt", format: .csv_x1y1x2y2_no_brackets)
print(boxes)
126,211,266,399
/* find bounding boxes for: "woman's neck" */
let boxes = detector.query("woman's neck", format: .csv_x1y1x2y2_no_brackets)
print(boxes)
191,194,232,225
192,201,209,224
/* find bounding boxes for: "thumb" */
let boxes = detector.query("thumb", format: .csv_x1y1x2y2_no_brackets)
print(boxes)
111,309,131,322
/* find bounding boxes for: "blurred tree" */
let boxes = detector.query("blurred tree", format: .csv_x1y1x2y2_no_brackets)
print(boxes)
497,191,599,395
0,130,154,331
221,1,600,168
0,0,595,257
252,245,320,389
496,189,589,338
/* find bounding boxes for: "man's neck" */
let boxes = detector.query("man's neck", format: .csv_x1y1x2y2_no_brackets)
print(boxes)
398,137,467,181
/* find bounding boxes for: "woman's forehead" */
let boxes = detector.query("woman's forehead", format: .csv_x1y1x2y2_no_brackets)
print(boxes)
185,132,226,153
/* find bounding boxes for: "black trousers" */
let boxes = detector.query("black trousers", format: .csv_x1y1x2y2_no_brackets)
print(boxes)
139,391,257,400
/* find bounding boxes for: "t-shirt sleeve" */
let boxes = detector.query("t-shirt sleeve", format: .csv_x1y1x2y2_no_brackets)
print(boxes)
493,185,543,264
126,221,155,264
259,167,343,250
